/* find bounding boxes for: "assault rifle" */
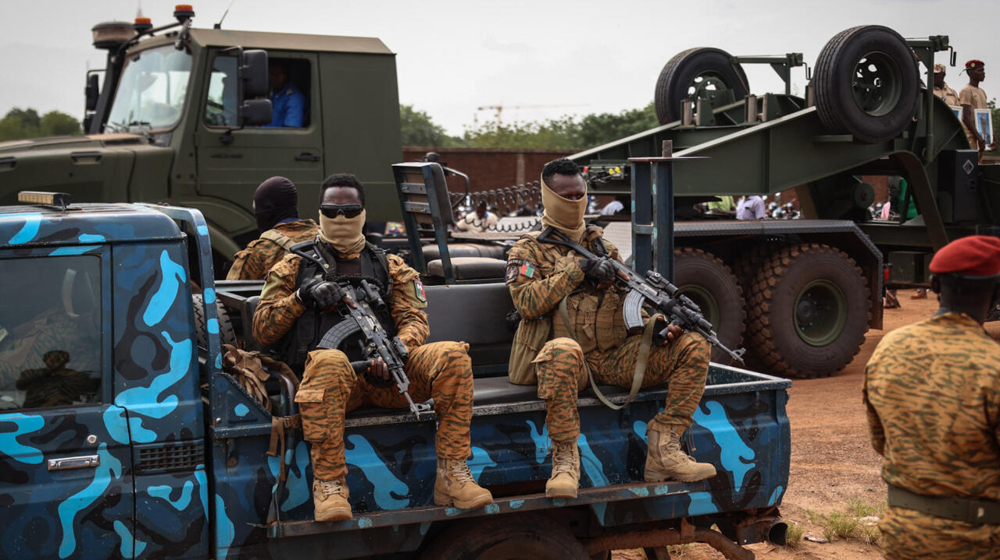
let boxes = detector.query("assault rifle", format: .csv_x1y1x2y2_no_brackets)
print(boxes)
315,279,432,419
536,227,746,364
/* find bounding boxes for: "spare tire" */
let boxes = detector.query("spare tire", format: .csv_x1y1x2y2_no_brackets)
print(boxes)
193,293,236,349
654,47,750,125
813,25,920,143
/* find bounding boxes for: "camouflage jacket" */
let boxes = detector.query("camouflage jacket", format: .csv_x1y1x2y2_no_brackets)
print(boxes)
252,249,430,353
863,312,1000,501
226,219,319,281
506,228,628,380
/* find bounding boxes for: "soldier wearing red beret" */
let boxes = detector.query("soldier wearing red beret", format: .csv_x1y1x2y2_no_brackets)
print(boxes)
864,235,1000,559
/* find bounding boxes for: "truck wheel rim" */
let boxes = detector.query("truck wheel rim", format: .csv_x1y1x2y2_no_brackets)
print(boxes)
793,279,847,346
688,72,731,105
677,285,720,330
851,51,903,117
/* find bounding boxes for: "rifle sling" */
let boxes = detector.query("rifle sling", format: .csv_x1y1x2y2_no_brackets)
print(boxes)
558,296,660,410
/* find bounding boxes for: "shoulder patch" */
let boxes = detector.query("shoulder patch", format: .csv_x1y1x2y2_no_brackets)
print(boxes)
414,279,426,302
505,259,524,284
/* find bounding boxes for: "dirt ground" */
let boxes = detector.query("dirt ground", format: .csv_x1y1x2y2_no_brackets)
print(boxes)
613,289,1000,560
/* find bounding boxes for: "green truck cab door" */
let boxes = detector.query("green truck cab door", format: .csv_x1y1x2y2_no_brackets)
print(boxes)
194,49,324,241
0,245,138,559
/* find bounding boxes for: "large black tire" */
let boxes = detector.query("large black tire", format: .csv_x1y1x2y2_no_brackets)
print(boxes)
746,244,870,378
673,248,746,364
654,47,750,125
813,25,920,143
420,514,588,560
192,293,236,349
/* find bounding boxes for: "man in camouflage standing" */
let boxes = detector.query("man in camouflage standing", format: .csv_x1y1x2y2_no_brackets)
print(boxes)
506,158,715,499
227,176,318,280
254,173,492,522
864,235,1000,559
933,63,960,107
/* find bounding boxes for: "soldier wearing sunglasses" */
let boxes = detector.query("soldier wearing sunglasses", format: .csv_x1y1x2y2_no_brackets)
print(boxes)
253,173,493,522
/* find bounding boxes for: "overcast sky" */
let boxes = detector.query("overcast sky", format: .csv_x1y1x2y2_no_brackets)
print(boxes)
1,0,997,135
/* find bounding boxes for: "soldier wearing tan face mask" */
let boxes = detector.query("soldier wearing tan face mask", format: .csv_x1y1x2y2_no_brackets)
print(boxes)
253,173,492,522
506,158,716,499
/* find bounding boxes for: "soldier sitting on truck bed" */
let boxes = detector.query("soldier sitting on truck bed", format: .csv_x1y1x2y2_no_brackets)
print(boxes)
506,158,716,499
253,173,493,522
227,176,318,280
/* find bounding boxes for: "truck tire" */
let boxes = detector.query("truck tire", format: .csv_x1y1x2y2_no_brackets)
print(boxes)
813,25,920,143
193,293,236,348
420,514,588,560
746,244,869,378
673,248,745,364
655,47,750,125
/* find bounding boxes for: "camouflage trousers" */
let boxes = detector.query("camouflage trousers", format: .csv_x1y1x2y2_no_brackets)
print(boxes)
296,341,474,481
534,332,710,443
880,506,1000,559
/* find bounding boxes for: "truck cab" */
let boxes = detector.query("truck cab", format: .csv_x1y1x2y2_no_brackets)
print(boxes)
0,190,791,559
0,7,403,269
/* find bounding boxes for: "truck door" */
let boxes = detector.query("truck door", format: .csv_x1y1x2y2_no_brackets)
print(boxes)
194,50,325,238
0,247,137,559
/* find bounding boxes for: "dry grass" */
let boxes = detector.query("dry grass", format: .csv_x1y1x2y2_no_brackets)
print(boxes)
784,520,805,548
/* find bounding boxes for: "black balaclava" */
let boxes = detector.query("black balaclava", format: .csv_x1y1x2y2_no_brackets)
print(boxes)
254,176,299,234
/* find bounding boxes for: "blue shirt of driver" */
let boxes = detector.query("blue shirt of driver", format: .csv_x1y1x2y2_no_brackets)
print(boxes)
265,84,305,128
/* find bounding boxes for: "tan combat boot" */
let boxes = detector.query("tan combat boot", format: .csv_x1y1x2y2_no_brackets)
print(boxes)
645,423,717,483
434,458,494,509
545,440,580,499
313,477,352,522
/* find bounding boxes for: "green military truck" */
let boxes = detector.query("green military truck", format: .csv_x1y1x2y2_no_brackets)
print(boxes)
0,6,402,268
570,26,1000,379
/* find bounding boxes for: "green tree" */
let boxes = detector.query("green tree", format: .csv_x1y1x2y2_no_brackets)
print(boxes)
41,111,82,136
0,108,82,141
400,104,448,147
459,103,658,150
572,102,658,148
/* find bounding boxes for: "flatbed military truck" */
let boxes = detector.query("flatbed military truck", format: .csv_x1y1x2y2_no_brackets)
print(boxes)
0,5,403,270
568,26,1000,378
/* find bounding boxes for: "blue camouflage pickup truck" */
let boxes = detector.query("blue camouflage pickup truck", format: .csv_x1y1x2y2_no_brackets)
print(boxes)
0,191,790,559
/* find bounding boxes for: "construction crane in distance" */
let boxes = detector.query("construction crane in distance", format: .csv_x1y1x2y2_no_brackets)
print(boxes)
475,104,588,125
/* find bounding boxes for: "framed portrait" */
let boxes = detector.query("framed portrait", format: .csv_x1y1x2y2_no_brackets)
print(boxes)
949,105,962,121
974,108,994,146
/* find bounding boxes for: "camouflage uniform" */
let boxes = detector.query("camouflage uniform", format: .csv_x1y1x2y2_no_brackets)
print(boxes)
226,219,319,281
254,252,474,481
864,313,1000,559
507,230,710,444
16,350,99,409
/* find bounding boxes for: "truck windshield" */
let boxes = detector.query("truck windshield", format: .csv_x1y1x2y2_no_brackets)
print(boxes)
106,45,192,132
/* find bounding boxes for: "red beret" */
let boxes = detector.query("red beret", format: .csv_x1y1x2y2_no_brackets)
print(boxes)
929,235,1000,278
965,59,985,69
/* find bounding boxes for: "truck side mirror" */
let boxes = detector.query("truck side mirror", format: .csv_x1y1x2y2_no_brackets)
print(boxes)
85,73,100,112
241,99,272,127
241,50,269,99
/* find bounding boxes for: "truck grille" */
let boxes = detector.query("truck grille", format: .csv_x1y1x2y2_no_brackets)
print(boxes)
135,440,205,474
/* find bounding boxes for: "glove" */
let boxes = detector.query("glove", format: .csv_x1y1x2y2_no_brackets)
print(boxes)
297,279,344,309
579,257,616,285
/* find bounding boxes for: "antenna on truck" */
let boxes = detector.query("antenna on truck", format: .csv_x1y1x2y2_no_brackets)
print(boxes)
214,0,237,29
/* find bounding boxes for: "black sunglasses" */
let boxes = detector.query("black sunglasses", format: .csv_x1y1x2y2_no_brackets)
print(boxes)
320,204,364,219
